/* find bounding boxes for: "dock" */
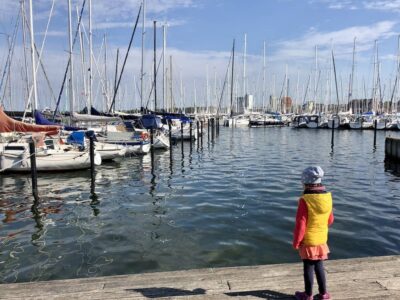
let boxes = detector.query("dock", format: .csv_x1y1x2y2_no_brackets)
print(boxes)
0,255,399,299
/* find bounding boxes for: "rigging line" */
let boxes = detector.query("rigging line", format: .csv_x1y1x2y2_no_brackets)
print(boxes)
22,0,57,118
108,4,142,113
53,0,87,121
79,20,109,109
216,49,233,116
0,9,21,106
145,47,164,109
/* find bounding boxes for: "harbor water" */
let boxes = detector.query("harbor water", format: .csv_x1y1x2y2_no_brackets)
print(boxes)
1,127,400,283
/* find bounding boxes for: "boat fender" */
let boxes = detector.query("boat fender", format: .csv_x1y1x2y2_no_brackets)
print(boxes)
94,152,102,166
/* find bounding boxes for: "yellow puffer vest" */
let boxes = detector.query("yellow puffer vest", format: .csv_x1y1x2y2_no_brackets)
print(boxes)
303,193,332,246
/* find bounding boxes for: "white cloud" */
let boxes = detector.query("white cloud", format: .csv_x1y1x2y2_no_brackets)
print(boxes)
274,21,398,61
311,0,400,12
37,31,66,37
95,19,186,30
309,0,359,10
363,0,400,12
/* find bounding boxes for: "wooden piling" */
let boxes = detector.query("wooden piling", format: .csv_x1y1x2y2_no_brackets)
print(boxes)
181,122,184,148
211,118,215,140
89,136,95,193
216,117,220,135
196,120,200,146
200,120,204,146
168,122,172,148
374,119,378,148
207,119,210,141
189,122,193,143
331,119,335,147
29,140,38,199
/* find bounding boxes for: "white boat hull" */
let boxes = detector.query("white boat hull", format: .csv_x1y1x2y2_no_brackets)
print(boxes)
153,133,170,149
306,121,319,129
0,143,101,172
327,119,340,129
95,142,127,160
349,121,362,129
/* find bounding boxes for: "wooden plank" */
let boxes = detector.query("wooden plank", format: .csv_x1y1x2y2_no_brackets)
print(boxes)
1,255,400,299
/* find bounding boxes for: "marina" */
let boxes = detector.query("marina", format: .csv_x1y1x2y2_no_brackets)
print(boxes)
1,0,400,298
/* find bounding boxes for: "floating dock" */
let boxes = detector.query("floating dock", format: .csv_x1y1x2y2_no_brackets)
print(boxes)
0,255,399,299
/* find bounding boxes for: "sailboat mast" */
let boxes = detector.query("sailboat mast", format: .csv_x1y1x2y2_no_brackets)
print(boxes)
163,24,167,111
314,45,318,105
230,39,235,117
262,41,266,112
284,64,288,114
206,66,209,114
140,0,146,108
348,37,356,111
67,0,75,117
21,1,30,101
88,0,92,114
169,55,173,112
28,0,38,111
153,20,157,111
332,49,340,114
391,35,400,113
194,80,197,115
104,34,109,110
243,33,247,97
372,40,377,112
77,8,86,110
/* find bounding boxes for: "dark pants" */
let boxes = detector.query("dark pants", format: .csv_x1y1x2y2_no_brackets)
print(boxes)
303,259,327,295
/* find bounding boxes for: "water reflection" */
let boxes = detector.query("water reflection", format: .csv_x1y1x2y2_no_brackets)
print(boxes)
90,192,100,217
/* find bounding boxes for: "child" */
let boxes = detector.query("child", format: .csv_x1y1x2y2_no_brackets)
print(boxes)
293,166,334,300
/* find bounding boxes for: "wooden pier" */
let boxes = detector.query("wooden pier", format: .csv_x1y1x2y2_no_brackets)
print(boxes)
0,255,399,299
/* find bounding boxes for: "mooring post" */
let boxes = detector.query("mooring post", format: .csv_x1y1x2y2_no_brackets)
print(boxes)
181,122,184,148
216,117,220,135
211,118,215,140
207,118,210,141
196,120,200,148
200,120,204,146
89,135,95,193
29,140,38,199
374,119,378,148
189,122,193,144
168,121,173,148
331,119,335,147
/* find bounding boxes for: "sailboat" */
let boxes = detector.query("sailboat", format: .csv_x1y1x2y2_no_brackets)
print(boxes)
0,108,102,172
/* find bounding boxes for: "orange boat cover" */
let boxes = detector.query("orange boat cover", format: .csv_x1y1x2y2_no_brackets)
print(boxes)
0,107,60,134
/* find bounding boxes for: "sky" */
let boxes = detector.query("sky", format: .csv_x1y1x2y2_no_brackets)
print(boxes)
1,0,400,111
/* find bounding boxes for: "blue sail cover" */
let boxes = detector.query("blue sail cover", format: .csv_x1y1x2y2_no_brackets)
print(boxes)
141,114,162,129
162,114,192,123
34,110,84,131
67,131,85,147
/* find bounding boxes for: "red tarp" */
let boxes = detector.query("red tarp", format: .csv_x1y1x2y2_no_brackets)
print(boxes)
0,107,60,134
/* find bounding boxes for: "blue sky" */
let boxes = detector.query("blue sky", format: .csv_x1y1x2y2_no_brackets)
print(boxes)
1,0,400,111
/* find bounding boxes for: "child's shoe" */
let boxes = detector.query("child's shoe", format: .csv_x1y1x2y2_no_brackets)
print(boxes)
295,291,313,300
315,292,331,299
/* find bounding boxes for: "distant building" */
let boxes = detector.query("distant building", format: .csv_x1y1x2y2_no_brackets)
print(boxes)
236,94,253,114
